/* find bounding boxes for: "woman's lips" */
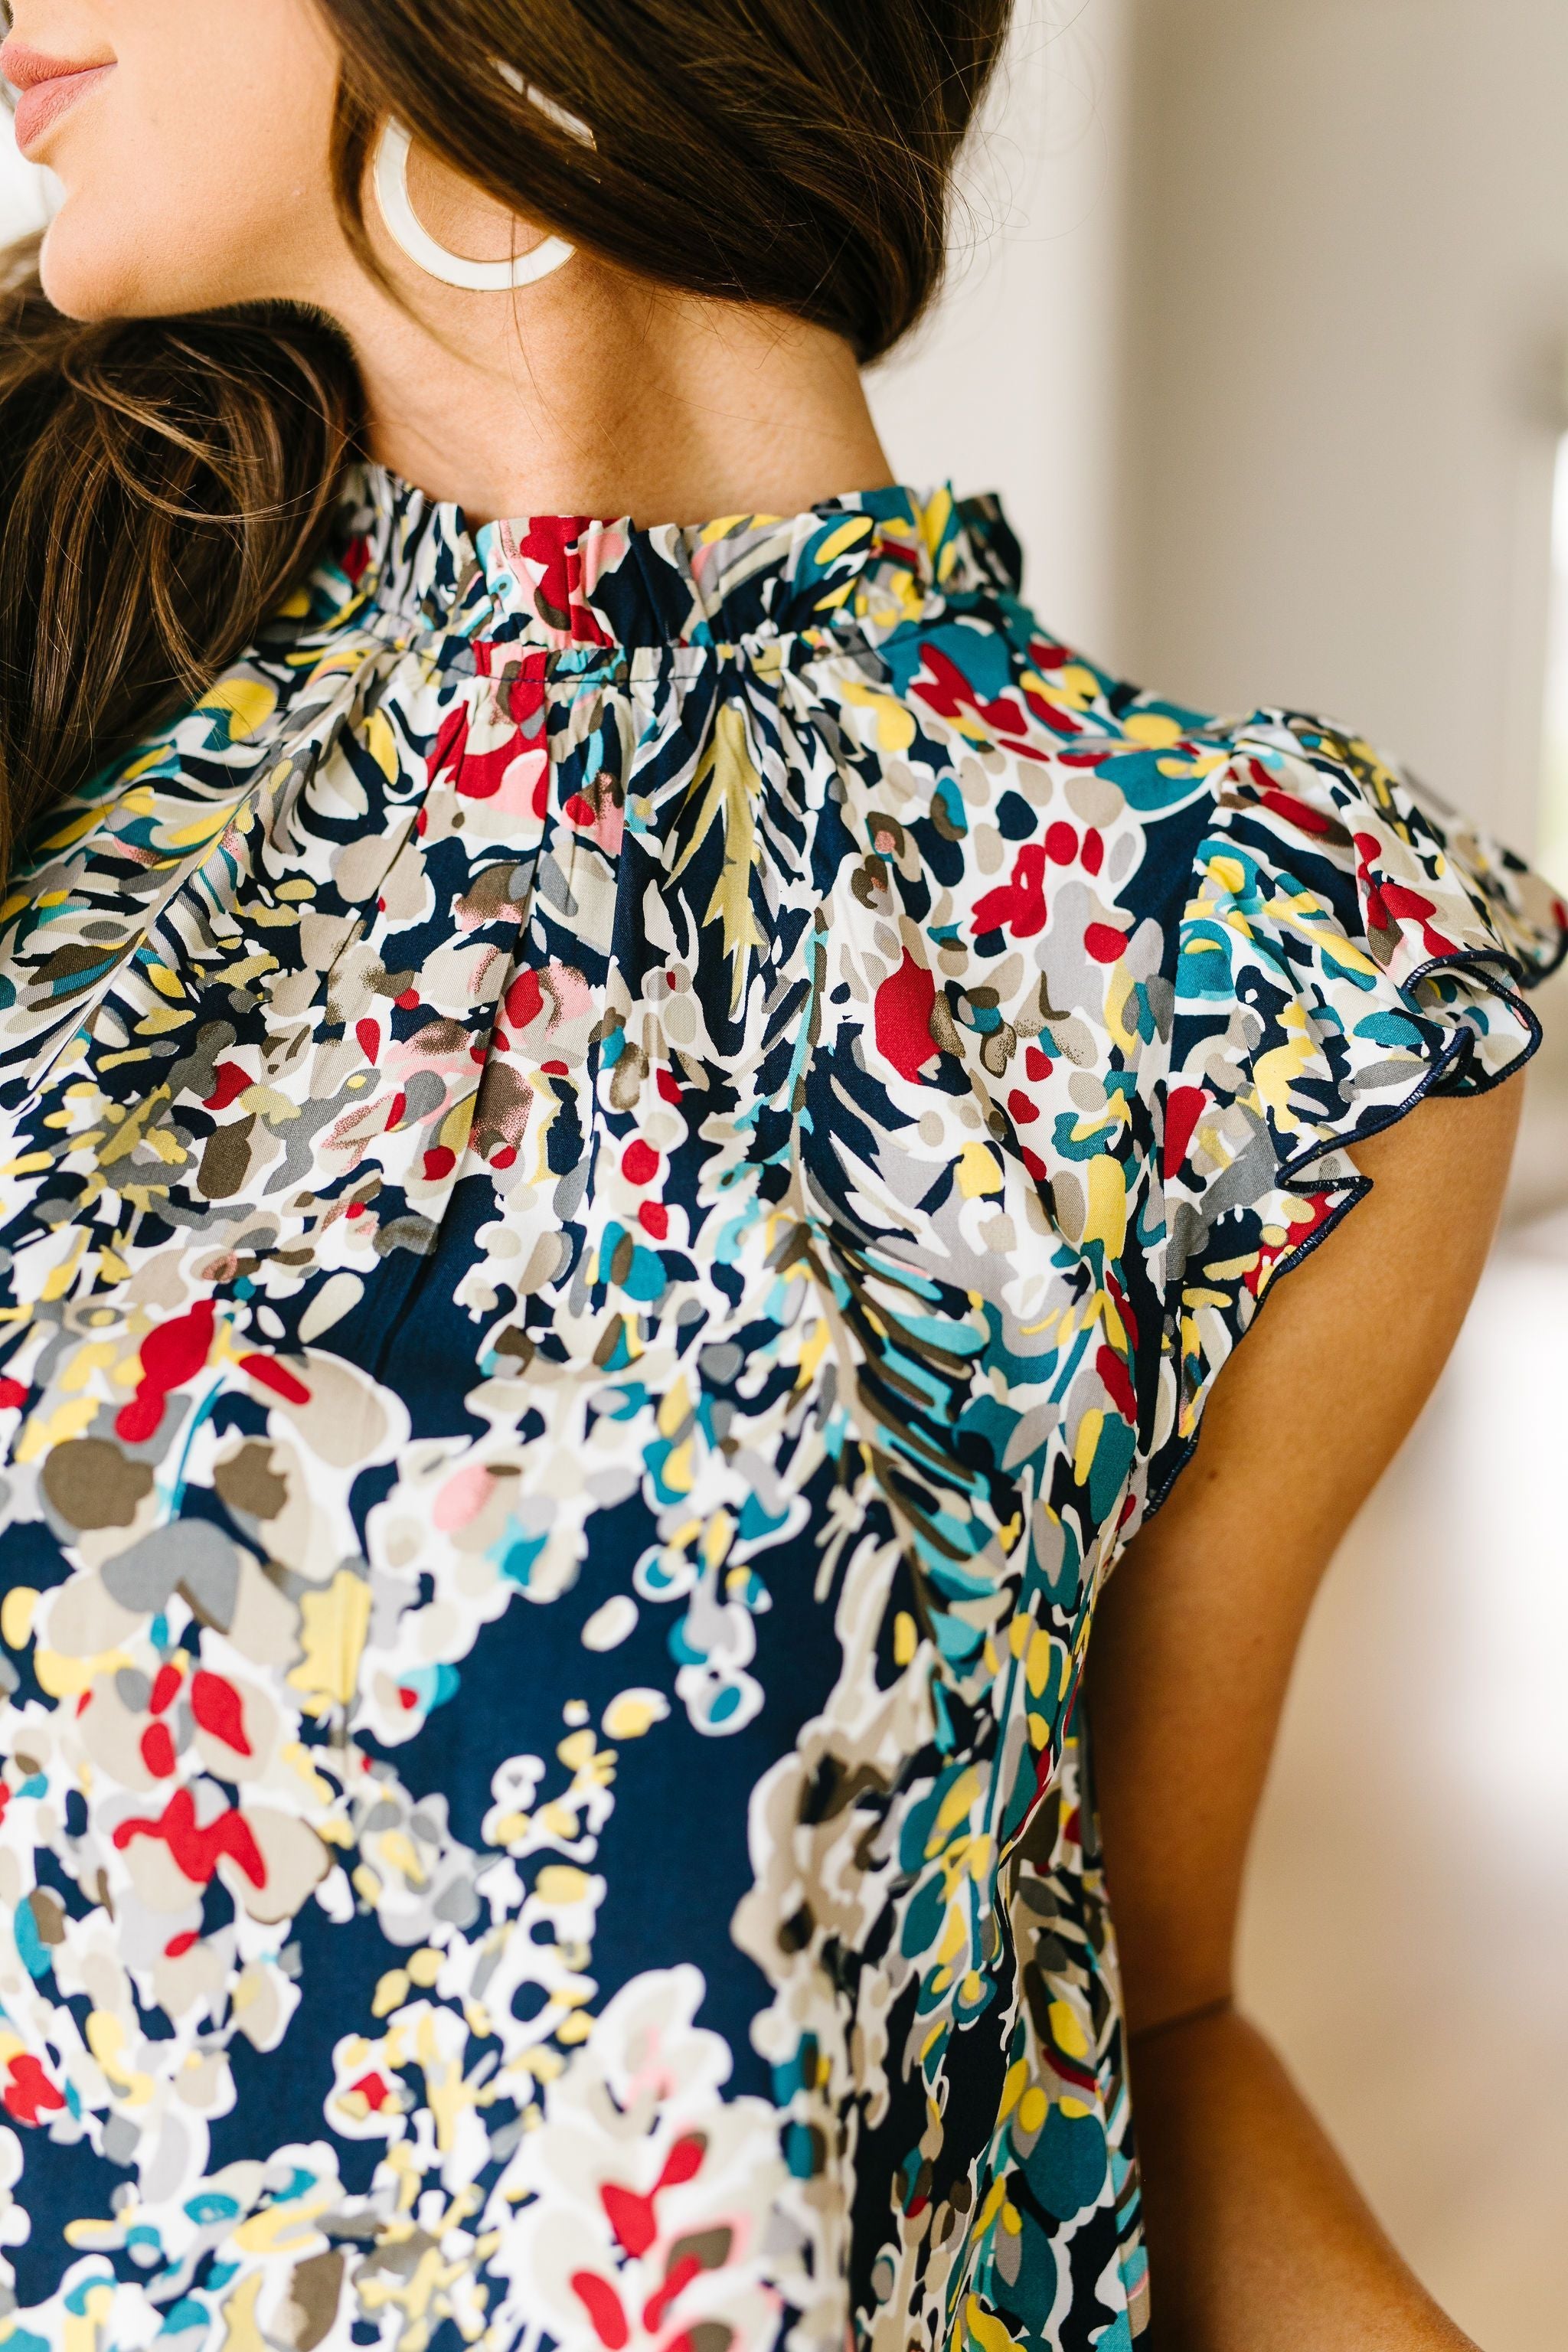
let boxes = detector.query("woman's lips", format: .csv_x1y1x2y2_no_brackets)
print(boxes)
0,47,116,157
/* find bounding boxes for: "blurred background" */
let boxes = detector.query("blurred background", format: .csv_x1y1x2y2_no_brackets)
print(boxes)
3,5,1566,2340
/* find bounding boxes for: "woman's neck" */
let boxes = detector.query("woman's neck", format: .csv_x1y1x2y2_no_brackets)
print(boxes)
325,249,896,531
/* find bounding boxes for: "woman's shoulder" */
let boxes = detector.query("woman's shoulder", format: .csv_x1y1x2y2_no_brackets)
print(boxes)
866,551,1566,1017
833,577,1568,1494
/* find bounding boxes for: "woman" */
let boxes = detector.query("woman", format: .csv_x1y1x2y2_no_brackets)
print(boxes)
0,3,1553,2347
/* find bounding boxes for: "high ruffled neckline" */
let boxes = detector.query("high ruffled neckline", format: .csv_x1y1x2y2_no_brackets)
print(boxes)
328,459,1022,655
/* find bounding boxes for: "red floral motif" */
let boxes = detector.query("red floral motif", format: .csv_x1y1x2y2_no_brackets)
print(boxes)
874,951,938,1082
1355,829,1459,960
1162,1084,1209,1181
115,1299,217,1444
237,1354,311,1406
599,2134,706,2259
113,1785,266,1890
514,515,616,648
202,1062,250,1111
3,2055,64,2126
972,843,1048,939
913,644,1030,737
191,1671,252,1758
570,2271,630,2350
431,673,550,814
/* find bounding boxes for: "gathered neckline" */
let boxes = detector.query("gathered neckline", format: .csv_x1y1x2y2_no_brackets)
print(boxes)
328,458,1023,655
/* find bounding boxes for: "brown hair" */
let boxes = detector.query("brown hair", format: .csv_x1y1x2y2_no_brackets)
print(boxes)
0,0,1012,879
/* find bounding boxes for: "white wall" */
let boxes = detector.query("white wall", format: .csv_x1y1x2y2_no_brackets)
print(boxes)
869,0,1135,661
1119,0,1568,852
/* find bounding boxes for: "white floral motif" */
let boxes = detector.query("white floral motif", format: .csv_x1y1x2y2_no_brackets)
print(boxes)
488,1966,791,2352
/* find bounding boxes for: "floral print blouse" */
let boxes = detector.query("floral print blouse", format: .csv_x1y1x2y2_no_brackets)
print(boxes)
0,464,1557,2352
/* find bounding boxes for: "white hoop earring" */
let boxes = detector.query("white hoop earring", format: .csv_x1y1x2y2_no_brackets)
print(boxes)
372,75,594,294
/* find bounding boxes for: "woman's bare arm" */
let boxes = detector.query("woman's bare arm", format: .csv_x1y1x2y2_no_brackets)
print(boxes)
1086,1077,1527,2350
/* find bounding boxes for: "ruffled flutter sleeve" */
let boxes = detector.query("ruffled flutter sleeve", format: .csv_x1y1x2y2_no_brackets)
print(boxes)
1147,709,1568,1512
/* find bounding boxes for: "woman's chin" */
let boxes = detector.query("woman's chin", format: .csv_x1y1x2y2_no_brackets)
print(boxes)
35,203,142,322
34,194,263,323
